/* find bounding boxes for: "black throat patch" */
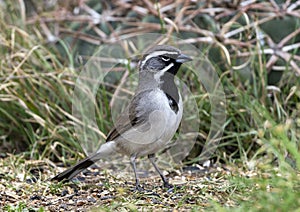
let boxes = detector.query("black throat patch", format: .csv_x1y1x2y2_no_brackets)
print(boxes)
158,61,181,114
165,93,179,113
160,73,179,114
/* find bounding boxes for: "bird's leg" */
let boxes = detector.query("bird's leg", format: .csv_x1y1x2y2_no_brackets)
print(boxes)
130,154,143,191
148,154,173,188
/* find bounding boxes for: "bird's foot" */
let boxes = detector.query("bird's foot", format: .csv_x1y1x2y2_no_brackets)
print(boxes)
132,184,156,194
163,182,175,192
135,184,145,192
163,181,173,188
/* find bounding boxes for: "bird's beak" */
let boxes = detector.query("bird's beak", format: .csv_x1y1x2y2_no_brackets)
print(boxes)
176,53,193,63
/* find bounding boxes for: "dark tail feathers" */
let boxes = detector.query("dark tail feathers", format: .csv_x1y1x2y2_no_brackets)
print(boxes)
51,155,97,182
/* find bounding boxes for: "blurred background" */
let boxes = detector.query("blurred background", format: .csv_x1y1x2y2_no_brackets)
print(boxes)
1,0,299,165
0,0,299,210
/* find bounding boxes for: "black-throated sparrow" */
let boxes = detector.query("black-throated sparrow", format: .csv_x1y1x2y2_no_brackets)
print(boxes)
52,45,192,190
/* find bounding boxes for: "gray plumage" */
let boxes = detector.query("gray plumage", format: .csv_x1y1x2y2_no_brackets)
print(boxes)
52,45,192,190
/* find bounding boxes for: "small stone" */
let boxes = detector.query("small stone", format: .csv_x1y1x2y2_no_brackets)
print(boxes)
59,204,68,210
76,199,87,206
30,194,42,200
26,178,37,184
61,189,69,196
87,196,96,203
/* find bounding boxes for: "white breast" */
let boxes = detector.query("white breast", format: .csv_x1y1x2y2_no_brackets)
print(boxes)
115,88,183,157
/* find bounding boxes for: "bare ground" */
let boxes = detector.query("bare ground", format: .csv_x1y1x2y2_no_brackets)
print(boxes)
0,154,241,211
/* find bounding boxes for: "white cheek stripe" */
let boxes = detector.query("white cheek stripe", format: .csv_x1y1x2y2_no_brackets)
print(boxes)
141,50,178,68
154,63,174,82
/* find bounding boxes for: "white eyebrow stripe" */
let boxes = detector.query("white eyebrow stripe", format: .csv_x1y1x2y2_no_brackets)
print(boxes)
141,50,179,68
154,62,174,83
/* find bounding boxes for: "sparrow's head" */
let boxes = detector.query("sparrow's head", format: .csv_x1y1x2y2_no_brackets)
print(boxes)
139,45,192,76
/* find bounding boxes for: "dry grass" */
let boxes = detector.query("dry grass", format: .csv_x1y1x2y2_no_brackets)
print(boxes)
0,0,299,211
0,154,247,211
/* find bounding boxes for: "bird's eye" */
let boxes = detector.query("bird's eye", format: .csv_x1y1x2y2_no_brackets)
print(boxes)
161,56,170,61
